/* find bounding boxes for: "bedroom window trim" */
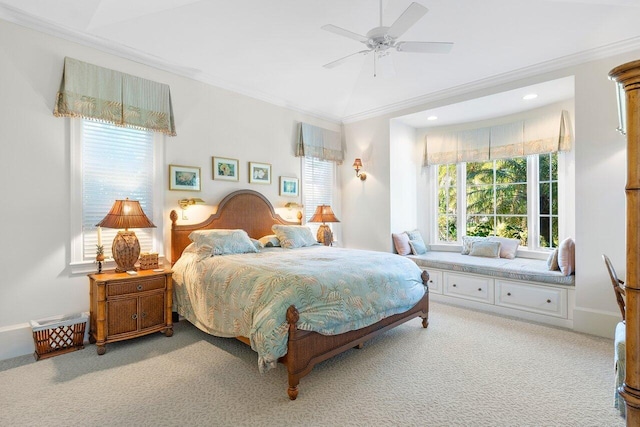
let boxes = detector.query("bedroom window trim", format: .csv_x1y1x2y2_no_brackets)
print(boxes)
70,118,165,274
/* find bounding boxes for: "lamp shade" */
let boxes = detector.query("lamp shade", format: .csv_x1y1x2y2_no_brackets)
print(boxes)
96,199,155,272
96,199,156,230
353,158,363,169
309,205,340,224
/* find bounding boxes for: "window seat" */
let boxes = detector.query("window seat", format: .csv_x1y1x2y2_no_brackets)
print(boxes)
407,251,575,328
407,251,574,286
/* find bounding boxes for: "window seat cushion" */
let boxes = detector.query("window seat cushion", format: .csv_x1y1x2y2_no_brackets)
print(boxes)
407,251,575,286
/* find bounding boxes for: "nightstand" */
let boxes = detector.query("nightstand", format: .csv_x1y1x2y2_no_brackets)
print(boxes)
88,269,173,355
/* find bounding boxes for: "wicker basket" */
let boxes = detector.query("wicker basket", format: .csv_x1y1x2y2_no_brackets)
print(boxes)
30,312,88,360
139,252,159,270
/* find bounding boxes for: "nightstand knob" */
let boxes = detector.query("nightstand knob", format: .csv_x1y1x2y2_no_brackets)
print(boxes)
137,284,143,291
131,313,138,320
141,312,147,318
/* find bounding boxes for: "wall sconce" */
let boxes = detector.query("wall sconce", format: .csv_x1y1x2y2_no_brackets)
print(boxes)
178,198,205,220
353,158,367,181
284,202,304,221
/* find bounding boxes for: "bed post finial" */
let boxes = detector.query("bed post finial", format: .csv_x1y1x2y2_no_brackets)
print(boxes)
421,270,430,286
170,210,178,226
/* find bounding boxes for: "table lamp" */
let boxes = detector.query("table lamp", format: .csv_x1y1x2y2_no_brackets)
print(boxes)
96,198,156,272
309,205,340,246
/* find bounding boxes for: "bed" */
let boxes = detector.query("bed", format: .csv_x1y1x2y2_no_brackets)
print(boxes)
170,189,430,400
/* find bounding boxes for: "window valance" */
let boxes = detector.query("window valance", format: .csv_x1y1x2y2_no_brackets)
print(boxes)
53,57,177,136
296,123,343,164
424,110,571,166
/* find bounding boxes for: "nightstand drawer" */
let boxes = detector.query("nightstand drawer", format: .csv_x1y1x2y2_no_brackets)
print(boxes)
107,276,165,296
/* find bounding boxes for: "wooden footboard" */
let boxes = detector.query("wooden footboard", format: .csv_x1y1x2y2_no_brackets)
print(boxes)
280,271,430,400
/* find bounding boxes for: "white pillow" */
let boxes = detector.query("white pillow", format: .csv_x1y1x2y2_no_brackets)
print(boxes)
557,237,575,276
271,225,318,249
546,248,560,271
188,229,258,255
488,236,520,259
461,236,488,255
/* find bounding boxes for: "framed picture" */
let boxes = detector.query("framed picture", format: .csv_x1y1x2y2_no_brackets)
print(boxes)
169,164,201,191
280,176,299,197
249,162,271,184
212,157,239,181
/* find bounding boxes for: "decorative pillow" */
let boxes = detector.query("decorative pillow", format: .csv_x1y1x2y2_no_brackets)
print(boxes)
409,239,427,255
461,236,488,255
392,232,412,256
188,229,258,255
546,248,560,271
250,238,264,250
405,229,428,255
258,234,280,247
271,225,318,249
557,237,575,276
468,241,501,258
488,236,520,259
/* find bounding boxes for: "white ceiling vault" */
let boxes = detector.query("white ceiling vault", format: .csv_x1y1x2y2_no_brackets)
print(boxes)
1,0,640,124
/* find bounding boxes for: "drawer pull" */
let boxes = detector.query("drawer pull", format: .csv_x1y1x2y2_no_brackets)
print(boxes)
546,299,551,303
478,288,482,292
429,280,433,283
141,312,147,318
137,284,143,291
131,313,138,320
452,284,457,287
507,292,512,296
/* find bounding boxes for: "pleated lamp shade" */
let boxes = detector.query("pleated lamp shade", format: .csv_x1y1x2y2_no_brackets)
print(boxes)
309,205,340,246
96,199,156,272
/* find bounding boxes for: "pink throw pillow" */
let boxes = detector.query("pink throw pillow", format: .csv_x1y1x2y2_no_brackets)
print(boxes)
557,237,575,276
392,232,412,256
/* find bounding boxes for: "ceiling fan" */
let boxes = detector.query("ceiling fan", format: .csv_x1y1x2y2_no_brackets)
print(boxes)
321,1,453,76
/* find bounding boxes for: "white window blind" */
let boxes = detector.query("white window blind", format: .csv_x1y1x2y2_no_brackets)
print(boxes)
81,120,155,260
302,157,334,226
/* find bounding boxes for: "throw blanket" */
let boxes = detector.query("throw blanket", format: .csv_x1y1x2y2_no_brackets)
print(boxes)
172,245,426,372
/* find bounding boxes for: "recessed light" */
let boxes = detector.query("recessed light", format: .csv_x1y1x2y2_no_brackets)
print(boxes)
427,115,438,121
523,93,538,100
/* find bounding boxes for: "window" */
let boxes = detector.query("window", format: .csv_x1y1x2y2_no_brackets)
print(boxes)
302,157,335,232
71,119,163,269
436,152,559,250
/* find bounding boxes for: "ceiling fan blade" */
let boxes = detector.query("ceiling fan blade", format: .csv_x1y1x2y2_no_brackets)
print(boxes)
387,2,428,39
323,50,371,69
395,41,453,54
321,24,369,43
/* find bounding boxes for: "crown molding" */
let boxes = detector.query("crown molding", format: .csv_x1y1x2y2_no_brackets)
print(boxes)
0,4,342,125
341,36,640,124
2,4,639,127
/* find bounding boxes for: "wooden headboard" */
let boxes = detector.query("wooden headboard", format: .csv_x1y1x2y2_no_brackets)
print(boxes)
170,189,300,264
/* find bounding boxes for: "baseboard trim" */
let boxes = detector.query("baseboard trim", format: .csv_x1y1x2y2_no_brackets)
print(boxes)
0,323,35,361
572,306,621,339
430,293,574,329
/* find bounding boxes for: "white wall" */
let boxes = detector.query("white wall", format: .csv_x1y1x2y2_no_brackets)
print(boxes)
342,52,637,338
389,120,418,246
0,19,339,360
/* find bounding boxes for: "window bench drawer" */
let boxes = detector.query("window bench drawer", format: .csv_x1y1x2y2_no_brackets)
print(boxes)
444,273,493,303
495,280,567,318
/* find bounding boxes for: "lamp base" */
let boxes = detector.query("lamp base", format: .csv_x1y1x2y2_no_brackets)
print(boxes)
316,224,333,246
112,230,141,272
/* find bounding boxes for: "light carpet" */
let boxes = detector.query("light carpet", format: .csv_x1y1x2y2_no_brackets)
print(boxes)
0,302,624,427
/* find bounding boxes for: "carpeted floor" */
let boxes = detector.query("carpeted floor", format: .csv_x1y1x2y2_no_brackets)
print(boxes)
0,302,625,427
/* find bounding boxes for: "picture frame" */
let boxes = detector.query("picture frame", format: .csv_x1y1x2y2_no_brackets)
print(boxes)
212,156,239,181
249,162,271,184
280,176,299,197
169,164,201,191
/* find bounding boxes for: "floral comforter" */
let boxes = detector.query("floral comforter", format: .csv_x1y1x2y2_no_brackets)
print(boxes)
172,245,426,372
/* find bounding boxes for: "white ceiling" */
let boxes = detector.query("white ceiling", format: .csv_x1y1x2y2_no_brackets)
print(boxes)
1,0,639,125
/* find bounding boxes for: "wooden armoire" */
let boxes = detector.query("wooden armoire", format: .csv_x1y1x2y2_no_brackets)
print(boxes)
610,60,640,425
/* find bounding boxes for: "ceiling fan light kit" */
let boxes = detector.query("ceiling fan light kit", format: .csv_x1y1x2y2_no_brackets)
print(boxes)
322,1,453,76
